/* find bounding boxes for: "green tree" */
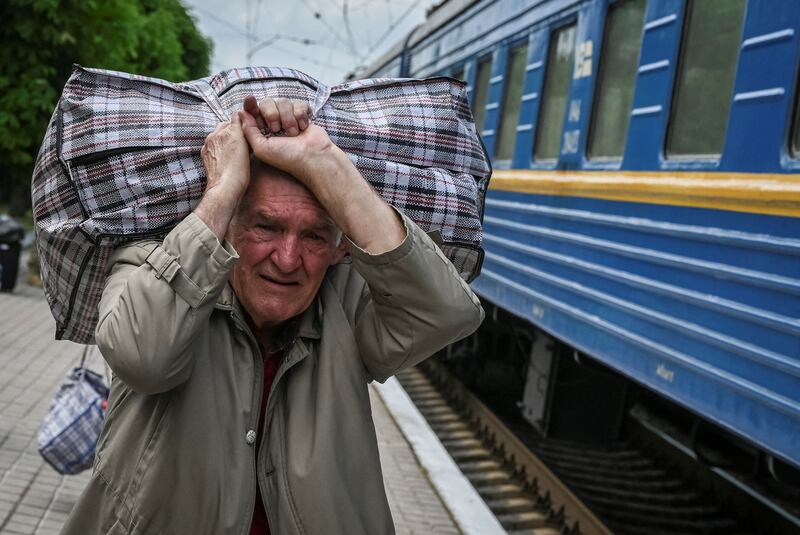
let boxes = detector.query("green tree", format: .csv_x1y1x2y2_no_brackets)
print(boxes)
0,0,213,215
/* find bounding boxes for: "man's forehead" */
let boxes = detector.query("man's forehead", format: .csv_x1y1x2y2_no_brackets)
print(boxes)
251,168,314,197
253,204,335,229
245,172,333,227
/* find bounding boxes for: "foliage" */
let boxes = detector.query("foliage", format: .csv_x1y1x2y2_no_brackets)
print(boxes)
0,0,213,215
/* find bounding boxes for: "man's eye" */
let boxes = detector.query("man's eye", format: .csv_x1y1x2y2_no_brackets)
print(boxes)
308,233,325,242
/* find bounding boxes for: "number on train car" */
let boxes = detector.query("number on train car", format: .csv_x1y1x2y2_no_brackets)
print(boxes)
656,364,675,383
573,40,593,79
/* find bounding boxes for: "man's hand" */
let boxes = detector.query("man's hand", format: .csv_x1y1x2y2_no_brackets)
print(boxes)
241,96,334,182
195,112,250,240
201,112,250,196
241,95,406,255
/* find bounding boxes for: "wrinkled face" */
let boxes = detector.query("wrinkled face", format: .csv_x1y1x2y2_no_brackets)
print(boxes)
229,169,346,330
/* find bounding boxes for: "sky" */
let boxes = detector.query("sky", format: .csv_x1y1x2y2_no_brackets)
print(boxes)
183,0,442,85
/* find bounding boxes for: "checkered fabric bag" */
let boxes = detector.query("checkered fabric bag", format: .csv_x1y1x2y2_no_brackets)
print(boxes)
32,65,491,344
38,347,109,475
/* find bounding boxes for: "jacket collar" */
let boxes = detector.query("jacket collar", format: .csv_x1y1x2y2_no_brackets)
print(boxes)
216,282,321,340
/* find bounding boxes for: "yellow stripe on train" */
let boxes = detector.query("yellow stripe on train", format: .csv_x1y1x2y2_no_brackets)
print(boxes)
489,170,800,218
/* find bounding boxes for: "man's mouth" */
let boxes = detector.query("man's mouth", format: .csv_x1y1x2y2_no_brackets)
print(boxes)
259,274,299,286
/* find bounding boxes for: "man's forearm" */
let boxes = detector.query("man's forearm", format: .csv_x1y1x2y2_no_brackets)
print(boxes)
239,97,406,253
195,112,251,242
302,146,406,255
193,181,242,241
96,214,238,394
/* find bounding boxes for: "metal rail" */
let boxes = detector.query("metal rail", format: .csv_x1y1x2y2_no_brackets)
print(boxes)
402,360,613,535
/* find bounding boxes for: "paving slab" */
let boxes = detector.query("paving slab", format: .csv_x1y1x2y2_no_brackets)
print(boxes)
369,386,463,535
0,287,93,535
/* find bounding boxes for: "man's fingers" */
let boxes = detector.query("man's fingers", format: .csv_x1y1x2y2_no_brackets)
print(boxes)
231,110,243,131
240,110,261,135
293,101,310,130
241,111,272,156
243,96,268,133
258,98,281,133
276,98,300,136
243,95,260,117
244,97,309,135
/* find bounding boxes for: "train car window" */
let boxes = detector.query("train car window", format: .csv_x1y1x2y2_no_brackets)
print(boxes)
496,43,530,161
472,57,493,133
451,68,465,82
588,0,646,159
534,24,577,161
666,0,746,157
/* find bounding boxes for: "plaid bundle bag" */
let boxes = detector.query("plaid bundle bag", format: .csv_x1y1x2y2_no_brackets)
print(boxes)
38,347,109,475
32,66,491,344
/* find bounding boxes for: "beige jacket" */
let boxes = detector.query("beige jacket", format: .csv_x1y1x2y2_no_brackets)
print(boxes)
60,211,484,535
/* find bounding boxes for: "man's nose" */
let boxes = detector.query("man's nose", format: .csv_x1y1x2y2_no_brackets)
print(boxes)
271,235,302,273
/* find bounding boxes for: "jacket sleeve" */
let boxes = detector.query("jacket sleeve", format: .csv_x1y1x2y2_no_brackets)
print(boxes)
348,212,485,383
95,213,238,394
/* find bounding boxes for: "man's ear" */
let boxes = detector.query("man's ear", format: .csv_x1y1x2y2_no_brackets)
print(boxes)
331,239,349,265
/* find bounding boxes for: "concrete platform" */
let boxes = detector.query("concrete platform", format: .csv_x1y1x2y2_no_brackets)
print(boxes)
0,279,495,534
0,287,91,535
370,387,462,534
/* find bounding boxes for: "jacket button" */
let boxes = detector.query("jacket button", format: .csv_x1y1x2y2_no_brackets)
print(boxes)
246,430,256,445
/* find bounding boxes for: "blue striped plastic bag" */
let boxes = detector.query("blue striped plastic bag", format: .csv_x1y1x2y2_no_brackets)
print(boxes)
38,348,109,475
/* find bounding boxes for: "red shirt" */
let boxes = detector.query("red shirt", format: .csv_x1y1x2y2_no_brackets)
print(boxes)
248,321,296,535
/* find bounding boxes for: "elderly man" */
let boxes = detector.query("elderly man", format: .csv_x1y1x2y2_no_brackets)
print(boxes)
60,97,484,535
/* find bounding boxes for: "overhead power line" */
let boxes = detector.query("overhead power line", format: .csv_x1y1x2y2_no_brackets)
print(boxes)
194,4,316,46
194,0,436,80
270,42,353,71
298,0,359,63
367,0,424,54
193,4,323,64
193,5,260,41
341,0,362,63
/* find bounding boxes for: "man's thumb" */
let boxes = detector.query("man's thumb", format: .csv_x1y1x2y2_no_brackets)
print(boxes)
240,111,272,156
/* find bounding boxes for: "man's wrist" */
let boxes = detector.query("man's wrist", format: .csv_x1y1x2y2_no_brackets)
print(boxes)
205,171,248,198
297,144,350,186
194,181,245,240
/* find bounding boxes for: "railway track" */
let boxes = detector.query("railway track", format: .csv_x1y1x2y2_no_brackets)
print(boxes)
397,360,753,535
396,363,611,535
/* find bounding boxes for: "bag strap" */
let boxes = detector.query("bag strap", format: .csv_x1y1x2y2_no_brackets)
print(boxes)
77,345,111,385
78,344,90,368
74,345,91,381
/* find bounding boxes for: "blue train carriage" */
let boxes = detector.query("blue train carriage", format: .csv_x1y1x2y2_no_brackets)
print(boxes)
365,0,800,478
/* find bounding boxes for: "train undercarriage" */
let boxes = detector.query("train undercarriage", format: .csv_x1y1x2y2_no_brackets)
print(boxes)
427,299,800,534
